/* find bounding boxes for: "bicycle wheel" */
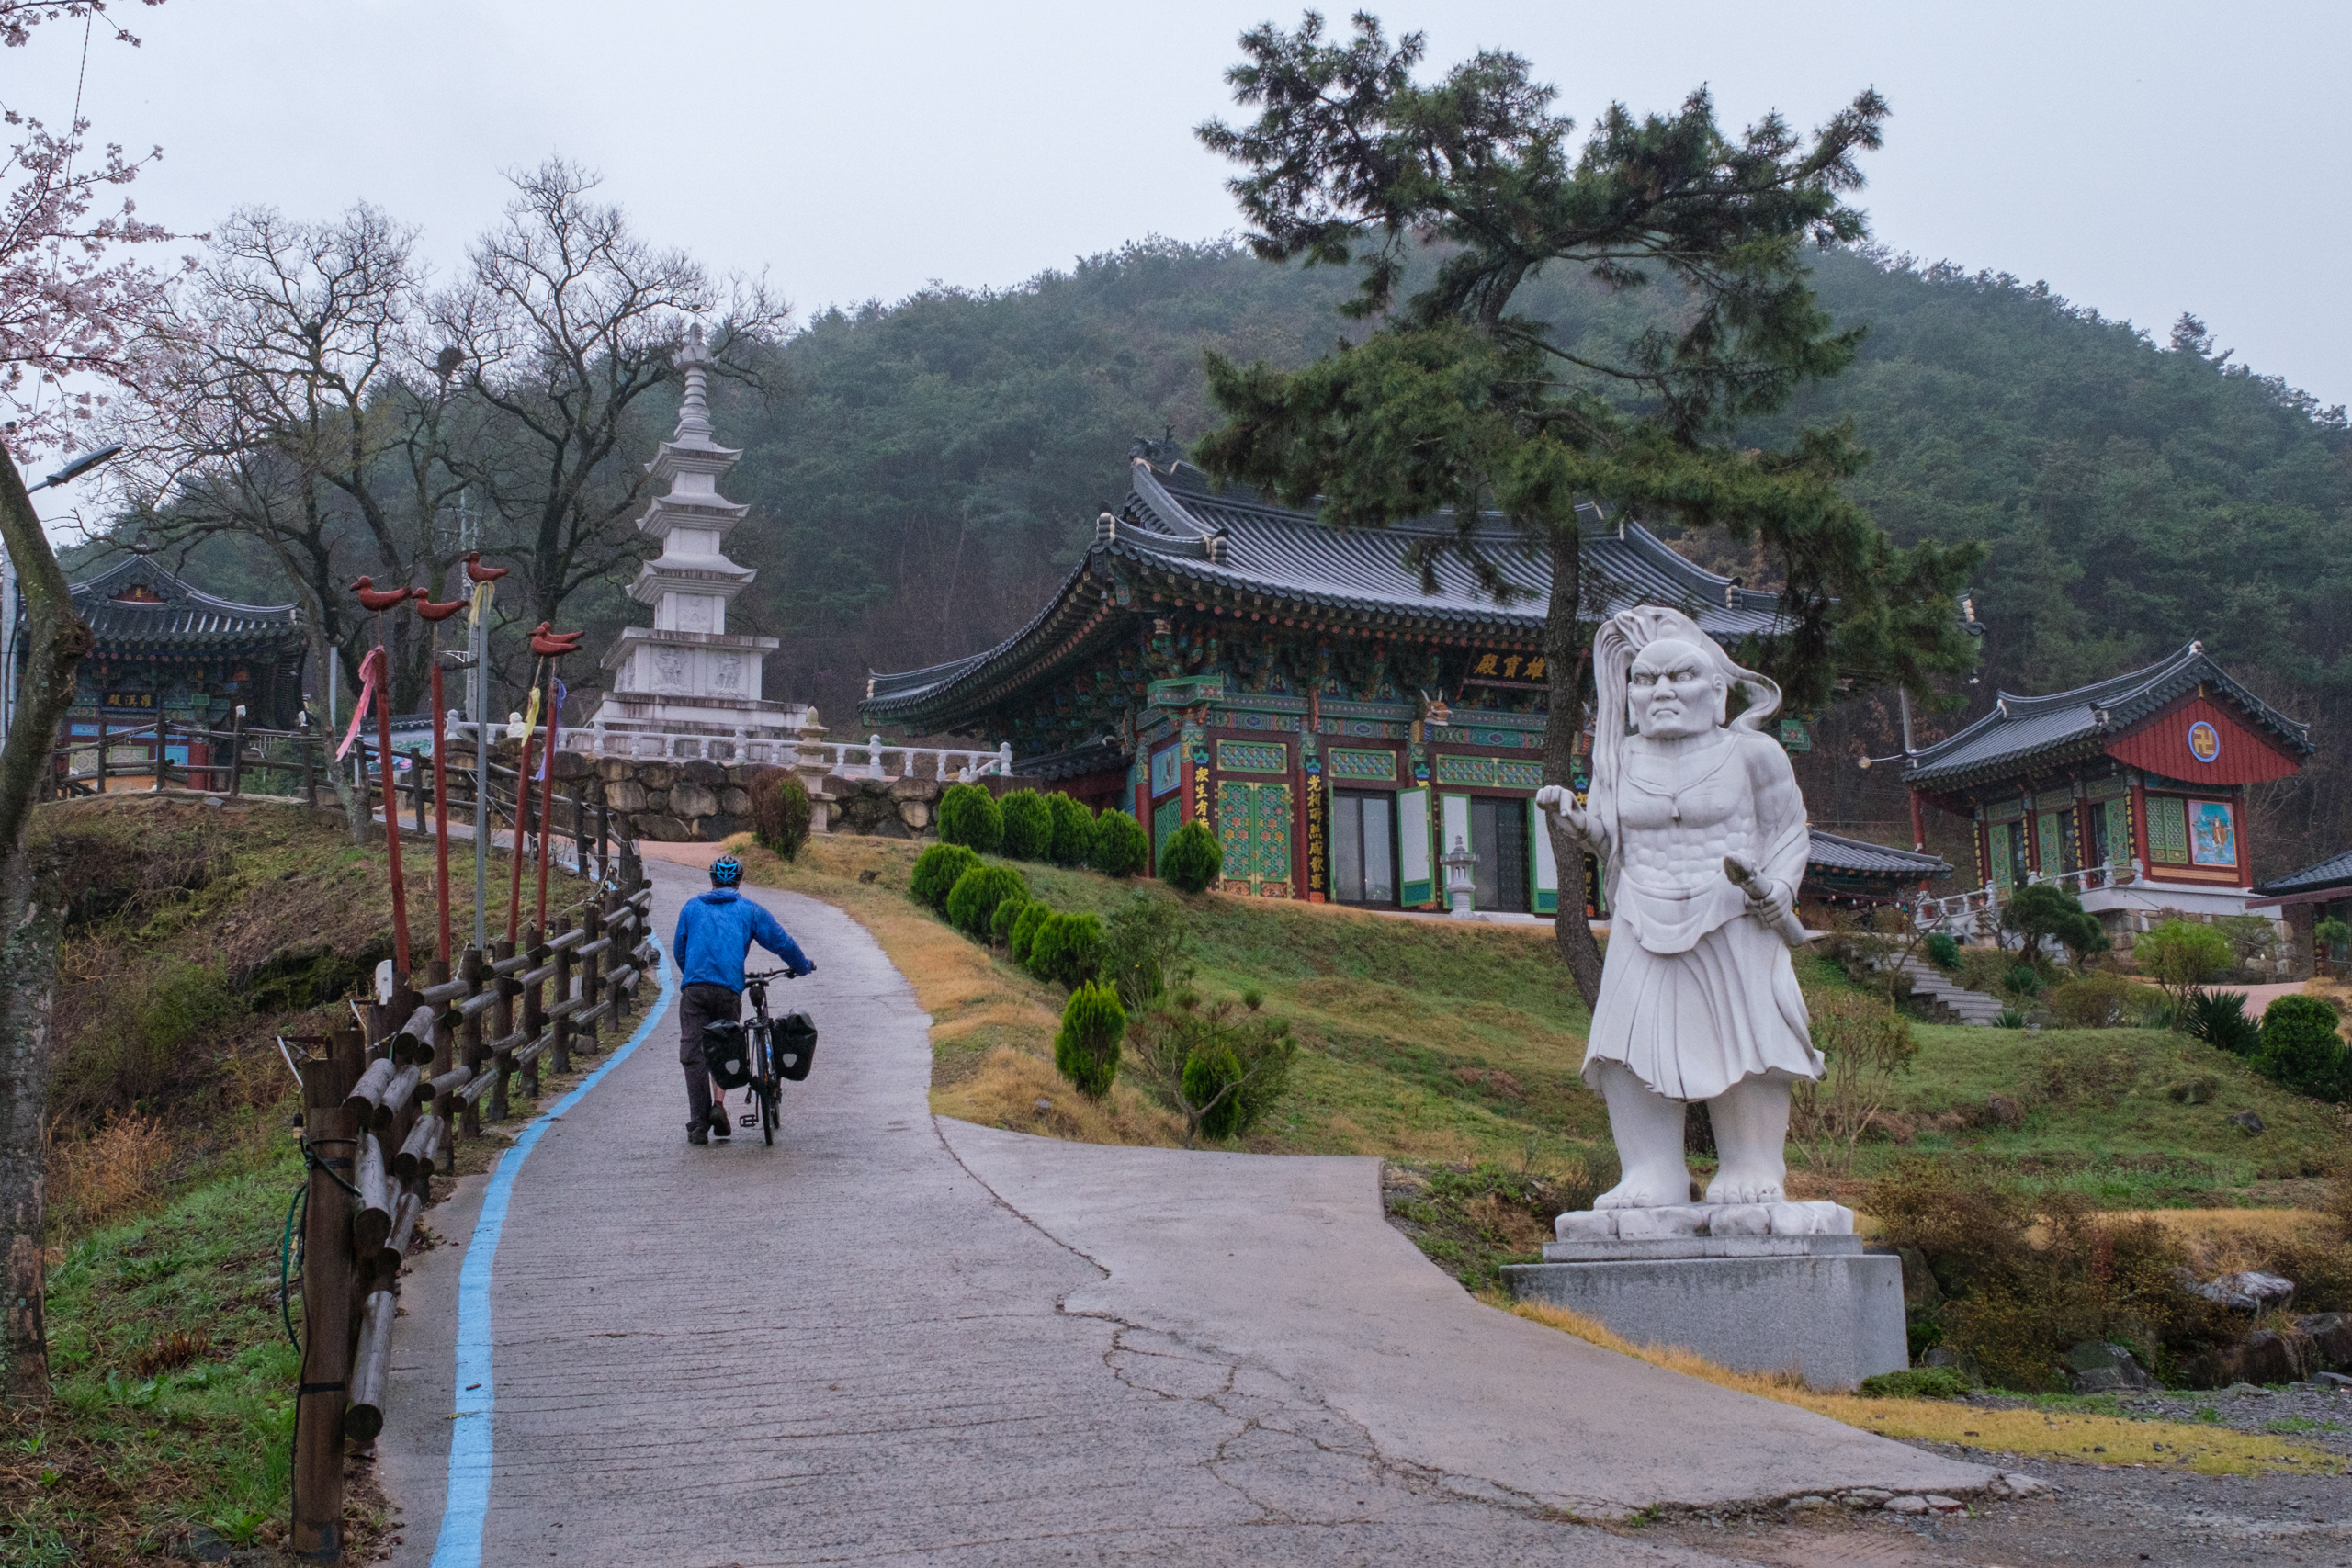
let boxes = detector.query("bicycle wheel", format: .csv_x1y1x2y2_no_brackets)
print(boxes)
758,1025,778,1145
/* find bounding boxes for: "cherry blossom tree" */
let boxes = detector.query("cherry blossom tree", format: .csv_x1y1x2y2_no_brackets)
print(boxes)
0,0,181,1402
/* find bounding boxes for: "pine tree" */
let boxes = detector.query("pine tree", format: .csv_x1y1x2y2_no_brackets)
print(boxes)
1193,14,1982,1000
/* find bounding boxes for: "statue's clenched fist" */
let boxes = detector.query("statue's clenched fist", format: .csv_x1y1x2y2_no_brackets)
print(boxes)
1534,784,1587,840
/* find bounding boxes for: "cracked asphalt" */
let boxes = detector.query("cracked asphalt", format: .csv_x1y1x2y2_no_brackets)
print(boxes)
378,862,1999,1566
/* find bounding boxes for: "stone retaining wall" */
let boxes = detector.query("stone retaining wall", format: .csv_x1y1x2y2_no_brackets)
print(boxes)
510,746,955,844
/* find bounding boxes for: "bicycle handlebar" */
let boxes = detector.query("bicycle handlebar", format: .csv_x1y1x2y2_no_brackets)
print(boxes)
745,966,801,981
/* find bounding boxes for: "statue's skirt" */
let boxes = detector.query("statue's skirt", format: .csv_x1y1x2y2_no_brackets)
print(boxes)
1583,905,1821,1102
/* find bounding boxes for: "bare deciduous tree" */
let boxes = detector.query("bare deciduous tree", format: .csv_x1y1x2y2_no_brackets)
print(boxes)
440,159,788,675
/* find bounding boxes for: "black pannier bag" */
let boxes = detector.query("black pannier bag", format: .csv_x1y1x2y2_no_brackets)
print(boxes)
700,1020,753,1089
775,1011,819,1082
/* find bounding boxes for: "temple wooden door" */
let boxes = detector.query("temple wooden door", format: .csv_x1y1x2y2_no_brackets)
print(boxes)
1216,779,1295,896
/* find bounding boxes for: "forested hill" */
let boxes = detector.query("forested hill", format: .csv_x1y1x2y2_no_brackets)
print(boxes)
715,238,2348,874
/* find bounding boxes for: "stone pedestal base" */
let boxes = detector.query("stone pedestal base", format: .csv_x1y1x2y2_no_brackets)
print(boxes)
1504,1231,1907,1392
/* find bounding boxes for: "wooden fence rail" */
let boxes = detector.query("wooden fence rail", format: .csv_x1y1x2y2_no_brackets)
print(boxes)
288,861,657,1560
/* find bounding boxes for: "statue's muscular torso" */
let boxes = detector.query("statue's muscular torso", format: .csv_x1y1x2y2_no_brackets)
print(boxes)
1614,731,1761,891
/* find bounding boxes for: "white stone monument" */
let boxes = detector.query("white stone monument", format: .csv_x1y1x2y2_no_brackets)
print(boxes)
581,327,810,755
1505,606,1905,1390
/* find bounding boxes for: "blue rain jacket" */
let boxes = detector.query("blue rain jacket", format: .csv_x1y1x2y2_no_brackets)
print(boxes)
672,888,811,993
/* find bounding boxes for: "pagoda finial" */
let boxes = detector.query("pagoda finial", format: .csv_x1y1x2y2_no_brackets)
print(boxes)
674,323,714,441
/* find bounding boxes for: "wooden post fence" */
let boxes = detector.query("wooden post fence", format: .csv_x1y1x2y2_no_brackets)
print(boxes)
288,869,655,1558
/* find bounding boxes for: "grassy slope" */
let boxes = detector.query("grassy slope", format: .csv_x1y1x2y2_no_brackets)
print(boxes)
737,834,2345,1202
6,795,560,1564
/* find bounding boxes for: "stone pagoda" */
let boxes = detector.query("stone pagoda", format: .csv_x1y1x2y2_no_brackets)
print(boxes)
582,327,809,754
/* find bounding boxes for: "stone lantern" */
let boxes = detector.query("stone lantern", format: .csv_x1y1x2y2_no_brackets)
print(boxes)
1442,834,1478,919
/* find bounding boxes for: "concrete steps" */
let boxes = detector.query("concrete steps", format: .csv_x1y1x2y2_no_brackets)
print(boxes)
1892,955,2007,1027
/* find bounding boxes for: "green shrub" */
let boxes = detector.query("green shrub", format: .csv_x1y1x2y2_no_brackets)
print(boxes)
746,767,812,861
1994,1007,2026,1029
1954,945,2016,997
1054,982,1127,1100
1102,891,1188,1010
2183,987,2262,1056
2005,964,2044,998
1159,820,1223,893
2258,994,2350,1100
2043,971,2148,1029
1135,989,1295,1145
936,783,1004,852
2002,882,2109,967
989,890,1030,947
2137,919,2233,1007
1009,900,1054,966
909,842,980,911
1046,793,1095,865
1857,1368,1971,1399
944,863,1026,939
1183,1043,1247,1141
2315,916,2350,961
1090,809,1149,878
999,790,1052,860
1026,911,1105,989
1925,932,1961,971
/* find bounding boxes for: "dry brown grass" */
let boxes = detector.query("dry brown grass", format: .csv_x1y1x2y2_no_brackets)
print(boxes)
50,1113,175,1232
932,1046,1186,1145
2110,1207,2344,1274
1503,1298,2345,1475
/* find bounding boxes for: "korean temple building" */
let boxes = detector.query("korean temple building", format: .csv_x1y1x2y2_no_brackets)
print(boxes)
2251,850,2352,976
1902,641,2311,938
38,550,307,776
860,450,1948,913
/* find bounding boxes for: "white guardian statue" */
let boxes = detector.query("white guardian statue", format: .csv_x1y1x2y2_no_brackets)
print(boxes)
1536,605,1822,1209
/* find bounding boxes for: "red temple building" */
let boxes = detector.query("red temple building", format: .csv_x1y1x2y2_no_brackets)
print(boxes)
1902,642,2311,946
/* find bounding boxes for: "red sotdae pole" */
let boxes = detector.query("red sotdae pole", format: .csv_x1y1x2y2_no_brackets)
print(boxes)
505,695,539,952
414,589,469,967
534,665,560,933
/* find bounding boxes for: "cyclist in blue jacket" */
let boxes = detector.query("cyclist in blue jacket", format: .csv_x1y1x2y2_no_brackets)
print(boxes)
673,854,812,1145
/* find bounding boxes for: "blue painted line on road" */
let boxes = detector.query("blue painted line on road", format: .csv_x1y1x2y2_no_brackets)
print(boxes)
427,939,676,1568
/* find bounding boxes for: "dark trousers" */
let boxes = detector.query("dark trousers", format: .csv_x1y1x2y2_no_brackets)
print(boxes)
680,982,740,1131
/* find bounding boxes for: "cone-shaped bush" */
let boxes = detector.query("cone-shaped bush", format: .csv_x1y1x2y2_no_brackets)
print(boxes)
1090,808,1148,878
1025,910,1104,989
1047,792,1094,866
1054,981,1126,1100
945,863,1027,939
999,790,1052,861
1009,899,1054,965
1159,820,1223,893
989,889,1031,947
936,783,1004,852
1182,1043,1245,1141
909,842,981,911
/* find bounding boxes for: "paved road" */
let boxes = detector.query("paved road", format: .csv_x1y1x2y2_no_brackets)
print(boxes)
380,860,1985,1567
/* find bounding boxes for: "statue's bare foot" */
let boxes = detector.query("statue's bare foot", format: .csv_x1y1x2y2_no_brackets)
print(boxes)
1702,1168,1786,1206
1595,1168,1692,1209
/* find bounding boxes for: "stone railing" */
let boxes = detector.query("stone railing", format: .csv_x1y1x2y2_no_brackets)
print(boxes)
447,720,1009,782
1913,860,2146,936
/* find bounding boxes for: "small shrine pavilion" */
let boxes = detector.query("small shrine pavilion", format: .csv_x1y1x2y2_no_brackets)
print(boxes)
43,548,307,775
862,448,1936,913
1902,642,2311,934
2249,850,2352,977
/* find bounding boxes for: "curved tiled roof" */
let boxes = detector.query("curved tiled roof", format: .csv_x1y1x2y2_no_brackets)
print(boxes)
67,555,302,650
1901,641,2312,790
865,458,1785,729
2254,849,2352,897
1805,829,1951,878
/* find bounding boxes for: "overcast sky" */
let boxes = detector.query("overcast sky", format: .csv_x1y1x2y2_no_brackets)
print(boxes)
27,0,2352,518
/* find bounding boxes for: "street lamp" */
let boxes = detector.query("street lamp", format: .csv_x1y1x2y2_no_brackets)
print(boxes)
34,445,124,491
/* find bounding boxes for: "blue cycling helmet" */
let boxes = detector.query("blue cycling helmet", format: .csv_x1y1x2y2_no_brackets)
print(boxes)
709,854,743,886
